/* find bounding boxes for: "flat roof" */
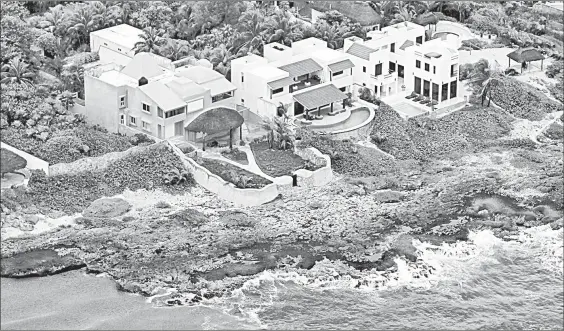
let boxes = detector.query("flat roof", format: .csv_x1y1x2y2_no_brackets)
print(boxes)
91,24,143,50
249,65,288,80
312,48,344,63
98,70,137,87
176,65,224,84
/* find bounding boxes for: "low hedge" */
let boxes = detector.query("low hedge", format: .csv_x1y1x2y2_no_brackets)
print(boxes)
195,157,271,189
7,143,194,213
490,76,562,121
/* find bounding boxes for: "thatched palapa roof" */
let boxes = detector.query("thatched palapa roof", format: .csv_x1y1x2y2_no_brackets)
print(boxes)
414,12,439,26
507,48,545,63
185,107,244,134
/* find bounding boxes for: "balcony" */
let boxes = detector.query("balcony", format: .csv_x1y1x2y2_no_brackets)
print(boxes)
289,76,321,93
451,70,458,78
370,72,396,81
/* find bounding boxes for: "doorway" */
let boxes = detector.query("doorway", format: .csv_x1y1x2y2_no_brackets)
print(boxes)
157,124,163,139
292,174,298,187
398,65,404,78
294,102,304,116
174,121,184,136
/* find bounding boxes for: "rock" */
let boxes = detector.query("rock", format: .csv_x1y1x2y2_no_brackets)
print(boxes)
391,235,418,262
374,190,405,203
309,201,323,209
1,249,85,278
47,210,67,219
82,198,131,218
22,206,40,214
478,220,504,228
155,201,171,209
550,219,563,230
23,214,41,225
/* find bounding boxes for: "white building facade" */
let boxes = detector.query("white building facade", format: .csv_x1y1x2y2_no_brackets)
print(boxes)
343,21,462,106
83,53,237,142
231,38,355,119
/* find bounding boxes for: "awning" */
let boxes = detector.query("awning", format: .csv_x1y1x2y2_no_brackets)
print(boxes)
425,52,442,58
399,40,414,50
328,59,355,72
268,76,294,89
202,78,236,96
278,58,323,78
293,84,348,110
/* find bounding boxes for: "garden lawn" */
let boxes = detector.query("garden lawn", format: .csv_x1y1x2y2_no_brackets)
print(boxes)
250,141,321,177
221,148,249,165
195,157,271,189
2,143,193,214
490,76,562,121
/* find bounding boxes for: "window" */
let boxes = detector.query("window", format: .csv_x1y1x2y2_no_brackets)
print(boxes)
414,77,422,94
332,70,343,76
374,63,382,76
119,96,126,108
416,36,423,44
129,116,137,126
362,83,366,86
433,66,436,74
424,63,430,72
416,60,421,69
120,114,125,125
390,43,395,53
118,48,122,51
450,80,457,99
241,99,245,104
142,102,150,113
432,83,439,101
363,66,366,73
272,87,284,94
158,107,164,118
423,80,430,97
339,87,346,92
389,62,396,72
241,73,244,83
142,121,151,132
165,107,185,119
442,83,448,101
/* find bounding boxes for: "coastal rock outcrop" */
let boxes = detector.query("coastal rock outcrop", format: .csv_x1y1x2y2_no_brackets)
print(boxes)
82,198,131,218
1,249,85,278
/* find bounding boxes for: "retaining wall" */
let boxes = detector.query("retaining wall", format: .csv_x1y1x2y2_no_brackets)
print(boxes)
168,142,279,207
292,147,333,187
1,142,50,176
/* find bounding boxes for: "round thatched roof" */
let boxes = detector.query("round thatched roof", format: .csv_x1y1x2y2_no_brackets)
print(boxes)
507,48,545,63
185,107,244,134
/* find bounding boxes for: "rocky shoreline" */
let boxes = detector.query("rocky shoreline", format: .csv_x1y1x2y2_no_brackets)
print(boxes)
1,106,563,306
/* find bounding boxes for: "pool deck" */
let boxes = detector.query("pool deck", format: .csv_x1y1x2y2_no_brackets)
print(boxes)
293,106,353,128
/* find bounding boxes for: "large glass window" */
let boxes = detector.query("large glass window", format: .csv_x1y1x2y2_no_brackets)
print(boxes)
423,80,430,97
432,83,439,101
390,43,395,53
414,77,422,94
416,60,421,69
424,63,430,72
165,107,186,119
375,63,382,76
450,80,457,99
441,83,448,101
389,62,396,72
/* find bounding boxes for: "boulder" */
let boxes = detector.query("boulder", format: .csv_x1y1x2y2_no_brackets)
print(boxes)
374,190,405,203
1,249,85,278
82,198,131,218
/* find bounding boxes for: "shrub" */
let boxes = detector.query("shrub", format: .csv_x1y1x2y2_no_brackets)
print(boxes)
0,148,27,177
130,133,155,146
10,143,194,213
490,76,562,120
239,140,246,146
546,61,564,79
459,63,475,81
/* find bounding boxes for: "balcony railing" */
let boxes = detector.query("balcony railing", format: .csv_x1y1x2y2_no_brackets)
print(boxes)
370,73,395,80
290,77,321,93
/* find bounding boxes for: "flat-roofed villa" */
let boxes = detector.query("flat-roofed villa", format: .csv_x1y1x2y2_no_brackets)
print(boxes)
83,51,237,143
231,37,356,121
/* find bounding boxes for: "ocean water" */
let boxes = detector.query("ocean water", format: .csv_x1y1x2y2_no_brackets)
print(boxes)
1,226,563,330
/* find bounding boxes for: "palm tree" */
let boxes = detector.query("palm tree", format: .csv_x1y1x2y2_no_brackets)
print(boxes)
391,5,416,25
261,118,276,149
273,116,295,150
42,5,68,37
234,9,271,55
470,59,502,107
162,39,189,61
91,1,117,30
1,57,36,87
133,27,166,54
267,11,303,46
67,4,99,46
368,0,398,24
210,44,234,77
